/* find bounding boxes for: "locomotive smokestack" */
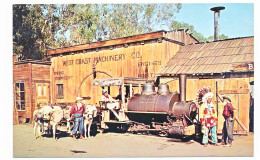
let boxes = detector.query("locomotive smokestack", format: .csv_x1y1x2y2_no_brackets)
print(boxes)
210,6,225,41
179,74,187,101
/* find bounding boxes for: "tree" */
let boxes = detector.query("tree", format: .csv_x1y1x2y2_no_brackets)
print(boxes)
171,21,229,42
13,4,60,60
102,4,182,40
13,4,182,60
57,4,182,42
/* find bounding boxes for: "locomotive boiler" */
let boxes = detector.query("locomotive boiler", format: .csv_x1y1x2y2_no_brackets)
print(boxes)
126,82,198,137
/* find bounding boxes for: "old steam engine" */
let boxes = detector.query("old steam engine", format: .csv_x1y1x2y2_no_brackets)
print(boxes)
126,77,198,138
95,75,200,139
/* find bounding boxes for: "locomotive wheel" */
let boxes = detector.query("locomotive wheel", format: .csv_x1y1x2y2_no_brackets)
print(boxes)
158,131,168,137
181,136,193,142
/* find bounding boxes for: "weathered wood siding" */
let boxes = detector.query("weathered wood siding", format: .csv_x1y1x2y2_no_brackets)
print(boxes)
13,62,51,124
50,40,180,104
161,75,253,133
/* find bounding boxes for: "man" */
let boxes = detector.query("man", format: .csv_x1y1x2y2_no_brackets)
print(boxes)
200,92,218,147
101,89,119,110
221,95,236,147
101,89,120,120
70,97,85,140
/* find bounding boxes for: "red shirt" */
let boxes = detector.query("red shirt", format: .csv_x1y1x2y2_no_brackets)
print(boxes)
70,103,85,116
222,103,235,118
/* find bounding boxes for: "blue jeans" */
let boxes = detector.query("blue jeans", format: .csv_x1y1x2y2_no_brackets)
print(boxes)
202,126,218,144
73,114,84,135
222,117,234,144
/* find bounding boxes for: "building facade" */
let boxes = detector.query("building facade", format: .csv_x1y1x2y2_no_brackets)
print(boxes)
158,37,254,133
13,57,51,124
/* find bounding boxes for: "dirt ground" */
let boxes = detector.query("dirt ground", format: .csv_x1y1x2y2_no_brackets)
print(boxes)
13,124,254,158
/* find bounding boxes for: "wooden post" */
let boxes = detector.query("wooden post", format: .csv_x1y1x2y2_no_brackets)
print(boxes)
216,81,219,119
121,84,125,110
130,83,133,97
29,63,33,123
138,84,141,94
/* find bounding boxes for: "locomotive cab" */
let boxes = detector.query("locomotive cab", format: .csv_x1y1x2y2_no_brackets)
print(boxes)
93,77,147,131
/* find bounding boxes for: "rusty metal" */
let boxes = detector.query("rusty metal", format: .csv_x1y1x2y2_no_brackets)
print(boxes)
158,83,170,95
141,83,156,95
210,6,225,41
168,124,185,135
127,92,179,113
170,101,197,119
179,74,187,102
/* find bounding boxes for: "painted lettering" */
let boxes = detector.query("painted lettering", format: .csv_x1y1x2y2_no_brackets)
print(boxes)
138,61,162,67
131,52,142,59
54,71,64,75
248,63,254,70
62,60,74,66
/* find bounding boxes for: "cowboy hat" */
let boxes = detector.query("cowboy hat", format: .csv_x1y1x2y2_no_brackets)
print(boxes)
222,95,232,102
202,92,213,102
76,97,83,101
102,89,107,94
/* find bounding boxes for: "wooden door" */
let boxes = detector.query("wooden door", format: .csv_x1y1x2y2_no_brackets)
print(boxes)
35,83,50,107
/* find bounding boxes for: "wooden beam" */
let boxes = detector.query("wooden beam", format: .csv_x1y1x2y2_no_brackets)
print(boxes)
47,31,165,55
29,63,33,123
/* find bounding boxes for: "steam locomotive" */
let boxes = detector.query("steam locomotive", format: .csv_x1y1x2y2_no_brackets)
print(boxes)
93,75,200,139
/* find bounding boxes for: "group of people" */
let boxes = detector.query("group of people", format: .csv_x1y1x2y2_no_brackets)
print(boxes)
70,87,237,146
200,92,236,147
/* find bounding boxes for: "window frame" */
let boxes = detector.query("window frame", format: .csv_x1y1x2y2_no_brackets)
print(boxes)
56,84,64,99
15,82,25,110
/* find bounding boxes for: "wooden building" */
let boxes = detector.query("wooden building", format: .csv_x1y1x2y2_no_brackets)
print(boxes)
46,30,198,105
13,56,51,124
157,37,254,134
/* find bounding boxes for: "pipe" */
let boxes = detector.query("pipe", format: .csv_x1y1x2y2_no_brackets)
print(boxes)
179,74,187,101
210,6,225,41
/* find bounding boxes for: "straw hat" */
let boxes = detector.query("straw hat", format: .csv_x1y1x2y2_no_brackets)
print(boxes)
76,97,83,101
222,95,232,102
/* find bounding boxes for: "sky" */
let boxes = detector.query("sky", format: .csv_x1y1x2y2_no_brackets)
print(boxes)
174,3,254,39
0,1,259,160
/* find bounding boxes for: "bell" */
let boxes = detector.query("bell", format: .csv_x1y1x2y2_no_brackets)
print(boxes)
142,83,156,95
158,84,170,95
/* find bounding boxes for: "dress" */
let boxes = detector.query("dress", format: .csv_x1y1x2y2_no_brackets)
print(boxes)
200,102,218,144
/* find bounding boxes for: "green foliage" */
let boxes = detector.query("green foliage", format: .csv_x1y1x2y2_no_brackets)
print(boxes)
171,21,229,42
13,4,182,60
13,4,59,60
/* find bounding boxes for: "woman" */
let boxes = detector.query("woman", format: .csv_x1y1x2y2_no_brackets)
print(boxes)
200,92,218,147
70,97,85,140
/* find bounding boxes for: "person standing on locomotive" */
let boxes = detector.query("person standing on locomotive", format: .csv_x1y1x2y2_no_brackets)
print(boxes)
101,89,119,110
221,95,237,147
199,92,219,146
70,97,85,140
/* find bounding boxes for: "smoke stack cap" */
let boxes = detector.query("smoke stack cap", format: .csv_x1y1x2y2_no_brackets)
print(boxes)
210,6,225,12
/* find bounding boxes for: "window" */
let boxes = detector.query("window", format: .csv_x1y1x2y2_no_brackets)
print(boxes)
56,84,64,99
15,82,25,110
37,84,47,97
37,85,42,96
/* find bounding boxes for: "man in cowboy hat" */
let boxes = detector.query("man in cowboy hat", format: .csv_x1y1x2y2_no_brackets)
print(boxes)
199,92,219,147
101,89,119,109
221,95,237,147
101,89,120,119
70,97,85,140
